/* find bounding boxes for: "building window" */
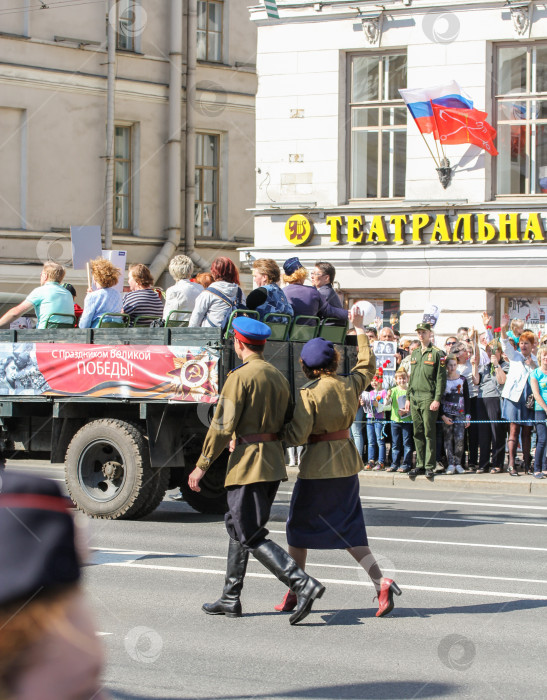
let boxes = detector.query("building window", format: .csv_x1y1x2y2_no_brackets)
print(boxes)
116,0,141,52
114,125,132,233
496,44,547,195
349,52,407,200
197,0,223,62
195,133,219,239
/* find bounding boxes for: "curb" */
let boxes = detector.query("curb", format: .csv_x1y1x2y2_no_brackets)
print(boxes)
285,466,547,497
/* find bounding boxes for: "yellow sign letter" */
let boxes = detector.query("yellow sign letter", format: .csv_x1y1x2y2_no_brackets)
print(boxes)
347,216,364,244
522,212,546,242
326,216,344,244
412,213,430,245
366,215,388,243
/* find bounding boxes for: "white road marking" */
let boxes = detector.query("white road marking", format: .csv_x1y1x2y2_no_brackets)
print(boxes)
98,561,547,601
267,530,547,552
89,547,547,586
413,516,547,527
277,491,547,511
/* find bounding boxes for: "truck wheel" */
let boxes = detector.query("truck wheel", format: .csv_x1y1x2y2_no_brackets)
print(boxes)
65,419,153,520
179,458,228,515
130,467,170,520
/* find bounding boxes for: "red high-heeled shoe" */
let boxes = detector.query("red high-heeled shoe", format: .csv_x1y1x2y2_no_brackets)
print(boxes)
376,578,402,617
274,590,297,612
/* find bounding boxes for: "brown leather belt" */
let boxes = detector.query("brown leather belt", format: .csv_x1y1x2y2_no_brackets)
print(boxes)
308,429,350,444
236,432,279,446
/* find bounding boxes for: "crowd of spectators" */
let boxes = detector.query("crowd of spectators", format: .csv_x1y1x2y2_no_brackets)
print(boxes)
352,315,547,478
1,255,545,477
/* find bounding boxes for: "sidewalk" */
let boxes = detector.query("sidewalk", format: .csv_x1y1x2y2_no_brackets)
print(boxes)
286,465,547,497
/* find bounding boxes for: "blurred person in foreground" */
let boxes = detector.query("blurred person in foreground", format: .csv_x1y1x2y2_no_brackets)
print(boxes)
0,472,108,700
0,262,74,329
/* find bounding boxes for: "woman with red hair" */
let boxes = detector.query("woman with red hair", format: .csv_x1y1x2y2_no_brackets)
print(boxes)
189,257,245,328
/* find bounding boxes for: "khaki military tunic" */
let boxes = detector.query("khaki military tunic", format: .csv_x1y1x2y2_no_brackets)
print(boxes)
282,335,375,479
196,354,292,487
407,343,446,401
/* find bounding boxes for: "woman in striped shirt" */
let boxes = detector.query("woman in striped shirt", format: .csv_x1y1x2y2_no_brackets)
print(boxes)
122,264,164,326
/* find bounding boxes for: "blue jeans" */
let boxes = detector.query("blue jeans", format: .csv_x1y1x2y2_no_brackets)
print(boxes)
350,405,365,458
534,410,547,473
391,422,413,468
366,419,386,463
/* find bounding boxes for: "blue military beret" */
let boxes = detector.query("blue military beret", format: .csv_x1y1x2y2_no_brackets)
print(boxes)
283,257,303,275
0,472,80,606
232,316,271,345
301,337,335,369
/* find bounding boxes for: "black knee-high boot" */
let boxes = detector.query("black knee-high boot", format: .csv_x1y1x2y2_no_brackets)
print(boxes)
252,539,325,625
202,538,249,617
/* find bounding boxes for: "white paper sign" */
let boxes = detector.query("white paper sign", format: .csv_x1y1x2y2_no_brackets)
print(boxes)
101,249,127,294
70,226,102,270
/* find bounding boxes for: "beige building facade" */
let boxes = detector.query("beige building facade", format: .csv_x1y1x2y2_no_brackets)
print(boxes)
0,0,256,297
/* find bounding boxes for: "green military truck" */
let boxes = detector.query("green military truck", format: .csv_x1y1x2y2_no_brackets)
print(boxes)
0,320,356,520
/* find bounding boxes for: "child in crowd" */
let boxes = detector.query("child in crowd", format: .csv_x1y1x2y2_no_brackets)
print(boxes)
441,355,471,474
386,368,413,473
363,374,388,470
507,318,524,349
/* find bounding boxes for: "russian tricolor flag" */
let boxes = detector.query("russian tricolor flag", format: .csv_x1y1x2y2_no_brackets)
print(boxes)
399,81,473,135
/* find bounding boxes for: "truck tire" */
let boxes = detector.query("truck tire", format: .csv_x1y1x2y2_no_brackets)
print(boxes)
65,419,154,520
179,458,228,515
130,466,170,520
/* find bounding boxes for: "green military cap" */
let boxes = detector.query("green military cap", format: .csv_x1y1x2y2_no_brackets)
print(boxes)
416,322,432,332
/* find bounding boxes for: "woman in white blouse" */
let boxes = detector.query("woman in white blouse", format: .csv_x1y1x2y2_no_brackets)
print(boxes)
500,313,537,476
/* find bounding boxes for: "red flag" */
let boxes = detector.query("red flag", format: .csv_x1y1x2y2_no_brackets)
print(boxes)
431,104,498,155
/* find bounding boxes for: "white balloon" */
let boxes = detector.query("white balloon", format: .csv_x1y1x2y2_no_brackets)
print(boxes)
350,300,376,325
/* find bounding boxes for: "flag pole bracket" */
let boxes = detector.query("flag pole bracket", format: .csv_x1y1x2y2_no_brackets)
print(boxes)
436,158,453,189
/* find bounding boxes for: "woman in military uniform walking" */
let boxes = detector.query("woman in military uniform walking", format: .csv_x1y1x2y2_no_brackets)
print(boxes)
277,307,402,617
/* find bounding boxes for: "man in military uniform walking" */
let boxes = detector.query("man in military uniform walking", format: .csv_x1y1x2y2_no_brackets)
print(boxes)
405,322,446,480
188,316,325,625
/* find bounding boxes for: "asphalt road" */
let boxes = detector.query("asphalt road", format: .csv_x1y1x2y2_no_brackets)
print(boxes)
7,461,547,700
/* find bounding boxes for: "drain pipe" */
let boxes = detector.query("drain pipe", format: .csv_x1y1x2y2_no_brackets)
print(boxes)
104,0,116,249
150,0,208,281
149,0,183,281
184,0,209,271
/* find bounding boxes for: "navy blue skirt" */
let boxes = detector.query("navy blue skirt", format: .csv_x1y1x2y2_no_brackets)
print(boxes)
287,474,368,549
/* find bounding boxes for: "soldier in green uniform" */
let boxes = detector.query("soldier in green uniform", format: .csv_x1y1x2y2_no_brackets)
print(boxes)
188,316,325,625
405,322,446,479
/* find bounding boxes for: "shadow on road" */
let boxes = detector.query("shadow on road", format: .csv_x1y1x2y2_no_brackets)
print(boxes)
108,679,459,699
315,598,547,624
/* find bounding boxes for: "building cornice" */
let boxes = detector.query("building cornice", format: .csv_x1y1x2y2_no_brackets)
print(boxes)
249,0,532,24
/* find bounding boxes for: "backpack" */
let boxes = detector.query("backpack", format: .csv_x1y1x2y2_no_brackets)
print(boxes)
204,286,245,333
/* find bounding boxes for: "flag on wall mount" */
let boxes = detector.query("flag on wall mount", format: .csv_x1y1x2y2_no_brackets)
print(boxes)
398,80,497,189
399,81,474,135
264,0,279,19
431,104,498,156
